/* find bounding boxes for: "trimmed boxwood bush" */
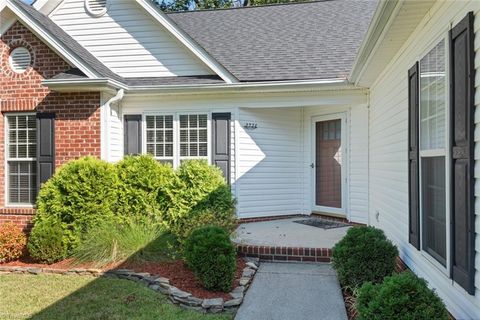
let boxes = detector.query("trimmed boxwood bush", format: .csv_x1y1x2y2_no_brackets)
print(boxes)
161,160,236,240
357,271,449,320
184,226,236,292
116,155,175,222
0,222,26,262
35,156,120,252
27,218,68,264
332,226,398,288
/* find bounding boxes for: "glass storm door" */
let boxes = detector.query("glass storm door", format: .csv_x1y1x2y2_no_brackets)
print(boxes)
313,115,345,215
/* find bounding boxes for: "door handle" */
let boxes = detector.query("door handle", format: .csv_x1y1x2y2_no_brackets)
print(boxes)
310,163,315,168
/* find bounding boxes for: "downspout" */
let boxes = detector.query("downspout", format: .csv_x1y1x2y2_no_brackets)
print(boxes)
103,89,125,161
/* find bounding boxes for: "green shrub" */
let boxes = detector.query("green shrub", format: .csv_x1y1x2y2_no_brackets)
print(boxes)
27,218,68,264
184,226,236,292
332,226,398,288
35,157,120,252
0,222,27,262
357,271,449,320
72,218,168,268
116,155,175,222
161,160,236,240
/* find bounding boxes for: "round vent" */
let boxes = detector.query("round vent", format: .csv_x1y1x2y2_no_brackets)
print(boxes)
8,47,32,74
85,0,108,17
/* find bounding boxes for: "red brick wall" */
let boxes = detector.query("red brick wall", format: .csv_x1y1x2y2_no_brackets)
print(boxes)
0,22,101,231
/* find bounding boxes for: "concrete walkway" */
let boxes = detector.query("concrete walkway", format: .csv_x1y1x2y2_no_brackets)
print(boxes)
233,217,350,248
235,263,347,320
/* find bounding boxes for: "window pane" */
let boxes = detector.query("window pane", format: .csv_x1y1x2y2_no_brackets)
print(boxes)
145,115,174,162
420,40,446,151
6,115,37,204
421,156,447,266
179,114,208,159
8,161,36,205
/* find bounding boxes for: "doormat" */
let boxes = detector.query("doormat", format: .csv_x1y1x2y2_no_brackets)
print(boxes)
293,218,349,230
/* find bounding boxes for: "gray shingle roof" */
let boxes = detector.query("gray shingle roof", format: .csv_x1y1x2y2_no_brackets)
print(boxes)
168,0,377,81
125,75,224,86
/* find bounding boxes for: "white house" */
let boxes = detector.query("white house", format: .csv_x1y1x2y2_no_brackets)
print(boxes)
0,0,479,318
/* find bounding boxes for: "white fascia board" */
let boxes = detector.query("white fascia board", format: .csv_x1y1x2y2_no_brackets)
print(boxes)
42,78,126,92
6,0,100,79
348,0,401,85
0,8,17,36
134,0,238,84
126,78,360,95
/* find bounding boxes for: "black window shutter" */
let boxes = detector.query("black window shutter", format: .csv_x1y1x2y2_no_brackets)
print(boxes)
450,12,475,295
124,115,142,155
36,113,55,192
408,62,420,250
212,113,231,183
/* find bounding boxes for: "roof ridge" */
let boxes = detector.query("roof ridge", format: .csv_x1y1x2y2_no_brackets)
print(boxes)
166,0,336,14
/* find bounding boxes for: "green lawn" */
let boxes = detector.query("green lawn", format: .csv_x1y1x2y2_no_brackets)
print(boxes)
0,274,232,320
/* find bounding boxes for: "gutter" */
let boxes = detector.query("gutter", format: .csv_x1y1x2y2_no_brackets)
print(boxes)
42,77,365,95
348,0,401,85
41,78,127,92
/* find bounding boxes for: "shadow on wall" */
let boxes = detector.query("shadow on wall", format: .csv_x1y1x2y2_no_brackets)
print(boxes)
234,107,305,218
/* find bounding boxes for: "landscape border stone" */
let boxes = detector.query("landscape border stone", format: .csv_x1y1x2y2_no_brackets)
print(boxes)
0,257,259,314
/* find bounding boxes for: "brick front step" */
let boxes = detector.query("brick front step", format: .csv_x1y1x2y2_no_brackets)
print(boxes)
236,244,332,263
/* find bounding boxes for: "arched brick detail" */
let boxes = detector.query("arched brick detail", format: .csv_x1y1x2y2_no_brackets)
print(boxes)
0,38,36,78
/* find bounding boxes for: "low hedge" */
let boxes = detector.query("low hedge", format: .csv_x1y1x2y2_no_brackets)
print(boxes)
0,222,26,263
27,218,68,264
184,226,236,292
332,226,398,288
33,157,120,254
116,155,175,222
160,160,236,241
357,271,449,320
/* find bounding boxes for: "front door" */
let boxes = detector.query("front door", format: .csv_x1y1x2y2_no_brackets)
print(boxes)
313,114,346,215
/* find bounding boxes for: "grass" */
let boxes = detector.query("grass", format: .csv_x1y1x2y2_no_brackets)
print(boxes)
0,274,232,320
72,220,181,268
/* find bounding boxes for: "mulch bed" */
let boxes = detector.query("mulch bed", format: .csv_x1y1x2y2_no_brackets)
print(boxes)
1,256,247,301
122,258,246,300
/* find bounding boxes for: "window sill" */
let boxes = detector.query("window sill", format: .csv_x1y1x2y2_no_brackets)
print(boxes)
0,207,36,215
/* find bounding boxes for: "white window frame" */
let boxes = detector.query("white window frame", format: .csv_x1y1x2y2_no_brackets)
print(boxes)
417,35,451,275
4,113,37,207
142,112,211,168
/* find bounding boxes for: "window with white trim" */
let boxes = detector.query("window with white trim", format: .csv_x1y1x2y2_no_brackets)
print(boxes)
419,39,448,267
6,114,37,205
146,115,174,165
145,113,209,167
179,114,208,161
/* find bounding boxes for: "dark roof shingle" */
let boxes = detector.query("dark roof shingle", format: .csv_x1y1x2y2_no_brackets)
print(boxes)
168,0,377,81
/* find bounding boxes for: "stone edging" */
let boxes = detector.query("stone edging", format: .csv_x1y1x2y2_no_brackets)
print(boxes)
0,258,259,314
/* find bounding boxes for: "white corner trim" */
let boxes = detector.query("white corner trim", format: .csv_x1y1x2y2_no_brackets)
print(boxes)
6,0,100,79
134,0,238,84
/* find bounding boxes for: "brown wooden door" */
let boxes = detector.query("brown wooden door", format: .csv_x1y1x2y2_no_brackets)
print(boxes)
315,119,342,208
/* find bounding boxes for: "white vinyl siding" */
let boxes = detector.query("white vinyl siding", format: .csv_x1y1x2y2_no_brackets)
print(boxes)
50,0,214,77
5,114,37,205
368,1,480,318
236,108,303,218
